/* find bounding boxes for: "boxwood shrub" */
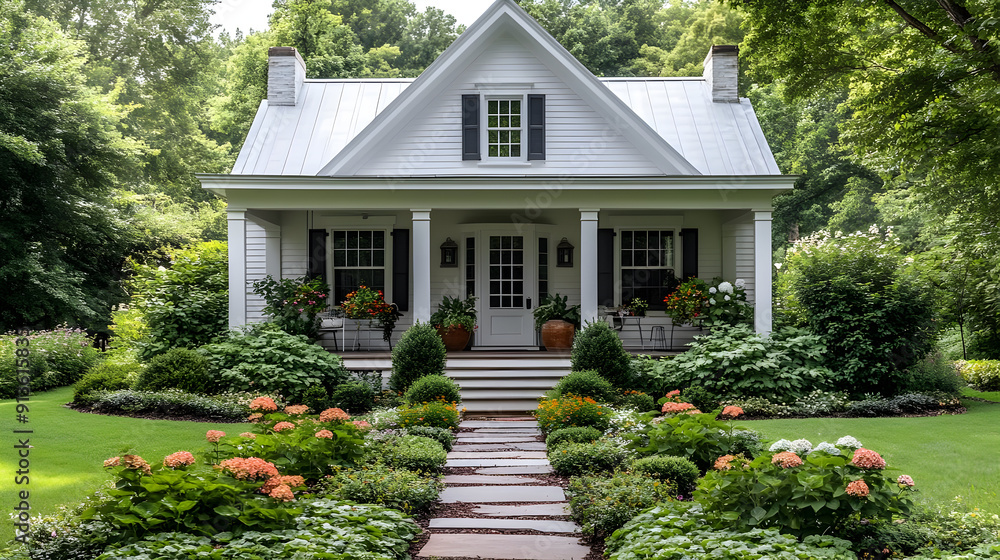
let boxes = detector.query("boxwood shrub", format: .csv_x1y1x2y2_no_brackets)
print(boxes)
567,472,676,537
406,425,456,451
630,455,699,496
545,426,603,451
403,374,461,405
570,321,632,388
549,440,628,476
551,370,617,402
316,465,442,514
380,434,447,473
134,348,211,394
73,362,140,404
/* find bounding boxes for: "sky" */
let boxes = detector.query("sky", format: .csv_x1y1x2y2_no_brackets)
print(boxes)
210,0,493,36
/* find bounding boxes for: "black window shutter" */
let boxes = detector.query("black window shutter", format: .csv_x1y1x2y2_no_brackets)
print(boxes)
527,94,545,160
308,229,327,284
597,228,614,307
392,229,409,311
462,94,480,160
680,228,698,280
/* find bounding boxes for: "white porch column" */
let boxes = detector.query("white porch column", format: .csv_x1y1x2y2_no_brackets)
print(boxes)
227,209,247,328
753,210,773,336
411,209,432,323
580,209,600,325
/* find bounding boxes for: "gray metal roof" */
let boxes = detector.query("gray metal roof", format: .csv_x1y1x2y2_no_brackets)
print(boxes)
231,77,780,176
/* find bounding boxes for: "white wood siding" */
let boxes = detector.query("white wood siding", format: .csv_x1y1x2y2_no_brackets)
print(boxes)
246,221,268,322
281,211,308,279
356,34,663,176
722,218,755,303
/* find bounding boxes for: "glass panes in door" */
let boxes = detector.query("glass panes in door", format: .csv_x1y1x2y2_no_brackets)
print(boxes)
488,235,524,308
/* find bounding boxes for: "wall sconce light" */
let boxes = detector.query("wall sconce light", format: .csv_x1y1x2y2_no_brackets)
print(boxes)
440,237,459,267
556,237,574,267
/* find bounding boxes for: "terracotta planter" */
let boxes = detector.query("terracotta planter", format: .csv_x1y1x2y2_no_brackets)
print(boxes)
438,326,472,351
540,319,575,350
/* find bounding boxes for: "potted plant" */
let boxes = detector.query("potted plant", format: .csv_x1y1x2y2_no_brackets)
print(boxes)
626,297,648,316
429,295,477,351
532,294,581,350
663,278,708,326
341,285,401,349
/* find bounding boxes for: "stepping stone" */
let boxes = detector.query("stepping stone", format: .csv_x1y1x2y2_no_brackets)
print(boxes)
429,518,580,533
476,465,554,475
474,503,571,516
510,442,548,450
461,420,538,428
447,451,548,459
419,534,589,559
455,436,539,443
443,474,541,485
470,427,542,433
446,458,550,467
451,442,547,452
439,485,565,503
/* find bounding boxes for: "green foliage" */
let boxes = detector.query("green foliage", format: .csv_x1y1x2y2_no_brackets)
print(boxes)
535,395,612,435
134,348,211,394
567,472,676,537
316,464,442,515
429,295,477,332
88,389,257,421
74,362,140,404
379,434,447,473
678,386,719,412
617,390,656,412
571,321,632,388
81,456,301,541
695,447,916,537
549,440,627,476
631,410,758,472
781,228,935,396
630,455,699,496
227,422,365,479
722,395,788,418
702,279,753,327
606,503,855,560
545,426,603,451
533,293,581,328
131,242,229,359
405,425,455,452
300,384,332,414
0,328,101,398
663,277,708,325
330,380,377,413
642,325,832,401
551,370,617,403
958,360,1000,392
200,323,350,402
252,275,330,339
403,374,461,405
95,499,419,560
389,322,447,392
397,400,459,430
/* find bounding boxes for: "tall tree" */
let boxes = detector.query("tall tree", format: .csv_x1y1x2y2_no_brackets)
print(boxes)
0,0,142,329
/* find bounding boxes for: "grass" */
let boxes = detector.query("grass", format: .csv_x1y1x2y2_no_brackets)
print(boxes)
0,386,246,544
962,386,1000,402
746,399,1000,515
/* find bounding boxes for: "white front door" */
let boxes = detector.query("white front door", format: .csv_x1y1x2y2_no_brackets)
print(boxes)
478,230,536,346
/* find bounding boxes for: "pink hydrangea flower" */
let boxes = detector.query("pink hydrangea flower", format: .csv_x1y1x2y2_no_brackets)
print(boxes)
248,413,263,423
771,451,803,468
121,454,152,475
268,484,295,502
163,451,196,469
721,405,744,419
103,456,121,468
714,454,737,471
206,430,226,443
272,422,295,433
261,475,305,494
662,402,696,414
352,420,372,430
219,457,279,480
319,408,350,422
846,479,870,498
283,404,309,415
315,429,334,439
897,475,915,487
249,397,278,412
239,432,257,439
852,448,886,470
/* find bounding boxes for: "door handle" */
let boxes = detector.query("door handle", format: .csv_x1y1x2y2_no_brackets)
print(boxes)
526,297,532,309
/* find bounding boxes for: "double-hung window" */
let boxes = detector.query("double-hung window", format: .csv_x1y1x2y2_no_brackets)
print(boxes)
462,93,545,161
331,230,386,304
620,230,675,310
487,98,522,158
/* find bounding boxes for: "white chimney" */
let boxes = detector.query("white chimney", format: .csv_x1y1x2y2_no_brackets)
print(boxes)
267,46,306,106
703,45,739,103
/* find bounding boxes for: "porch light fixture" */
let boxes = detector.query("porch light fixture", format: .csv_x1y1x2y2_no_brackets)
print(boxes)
440,237,459,267
556,237,574,267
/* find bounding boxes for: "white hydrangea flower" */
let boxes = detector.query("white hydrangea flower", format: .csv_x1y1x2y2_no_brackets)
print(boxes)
707,299,713,305
724,295,731,301
718,281,734,294
812,442,841,455
735,279,746,288
709,287,717,294
789,439,813,456
836,435,863,449
769,439,792,452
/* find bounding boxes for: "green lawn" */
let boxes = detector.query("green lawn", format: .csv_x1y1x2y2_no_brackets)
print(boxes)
0,386,246,543
962,387,1000,402
746,399,1000,514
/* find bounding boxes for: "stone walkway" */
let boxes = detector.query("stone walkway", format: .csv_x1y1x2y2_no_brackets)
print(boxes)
416,418,593,560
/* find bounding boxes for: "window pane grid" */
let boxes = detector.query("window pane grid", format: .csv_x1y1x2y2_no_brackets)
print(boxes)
489,235,524,308
487,98,521,158
620,230,674,311
332,230,386,303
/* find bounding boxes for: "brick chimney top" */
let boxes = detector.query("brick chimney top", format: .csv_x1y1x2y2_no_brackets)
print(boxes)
703,45,739,103
268,46,306,106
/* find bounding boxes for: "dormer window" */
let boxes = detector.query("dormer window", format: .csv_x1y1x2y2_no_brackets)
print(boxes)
487,99,522,158
462,93,545,161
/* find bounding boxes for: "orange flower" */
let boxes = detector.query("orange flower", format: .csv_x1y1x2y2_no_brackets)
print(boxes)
163,451,196,469
352,420,372,430
248,413,263,423
319,408,350,422
771,451,803,468
315,429,334,439
206,430,226,443
721,405,744,419
714,454,737,471
846,479,870,498
261,475,306,494
283,404,309,415
249,397,278,412
268,484,295,502
121,454,152,475
272,421,296,433
851,448,886,470
661,402,696,414
219,457,279,480
239,432,257,439
103,456,121,468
